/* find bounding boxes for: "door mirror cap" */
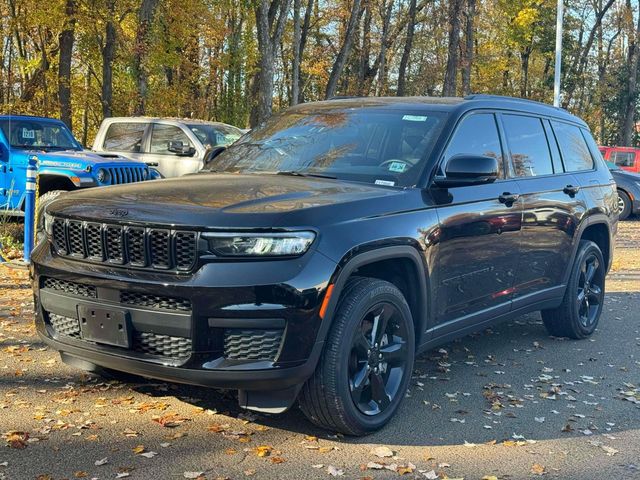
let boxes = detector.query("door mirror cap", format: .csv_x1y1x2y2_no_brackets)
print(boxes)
433,154,500,188
168,140,196,156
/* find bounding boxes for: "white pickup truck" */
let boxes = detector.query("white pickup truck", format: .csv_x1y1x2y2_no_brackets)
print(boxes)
92,117,244,178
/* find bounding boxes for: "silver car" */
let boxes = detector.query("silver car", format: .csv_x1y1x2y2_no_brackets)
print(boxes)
92,117,244,178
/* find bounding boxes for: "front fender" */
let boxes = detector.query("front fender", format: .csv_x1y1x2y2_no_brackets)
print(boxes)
38,168,96,188
319,244,430,348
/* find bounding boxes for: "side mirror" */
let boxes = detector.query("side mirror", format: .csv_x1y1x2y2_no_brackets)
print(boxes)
203,146,226,169
433,154,499,188
168,140,196,156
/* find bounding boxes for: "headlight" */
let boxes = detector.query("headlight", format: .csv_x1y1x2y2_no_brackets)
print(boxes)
44,211,54,237
97,168,109,183
205,231,315,257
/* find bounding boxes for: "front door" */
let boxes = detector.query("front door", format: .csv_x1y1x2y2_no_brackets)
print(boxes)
145,123,202,177
431,112,522,334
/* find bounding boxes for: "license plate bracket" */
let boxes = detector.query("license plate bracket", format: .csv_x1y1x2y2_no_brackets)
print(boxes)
77,305,131,348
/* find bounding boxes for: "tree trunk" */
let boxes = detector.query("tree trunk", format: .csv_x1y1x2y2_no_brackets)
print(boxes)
297,0,315,102
443,0,463,96
133,0,160,115
101,0,116,118
58,0,75,129
620,1,640,146
376,0,395,96
397,0,417,96
325,0,362,99
250,0,291,127
520,47,531,97
461,0,475,96
291,0,301,105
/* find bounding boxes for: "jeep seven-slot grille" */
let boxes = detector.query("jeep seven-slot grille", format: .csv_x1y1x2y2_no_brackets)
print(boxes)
107,166,147,185
51,218,197,272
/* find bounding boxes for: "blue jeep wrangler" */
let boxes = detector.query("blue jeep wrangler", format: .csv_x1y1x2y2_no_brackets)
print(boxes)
0,115,157,216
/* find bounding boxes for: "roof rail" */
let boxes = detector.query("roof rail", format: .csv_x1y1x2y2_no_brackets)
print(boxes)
464,94,560,109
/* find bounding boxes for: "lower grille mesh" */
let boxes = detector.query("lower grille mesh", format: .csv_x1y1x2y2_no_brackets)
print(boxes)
43,278,97,298
49,313,81,338
133,332,192,359
120,292,192,312
223,329,283,361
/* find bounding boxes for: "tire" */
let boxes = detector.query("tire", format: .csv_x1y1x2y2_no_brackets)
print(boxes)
617,189,632,220
36,190,66,244
299,277,415,436
541,240,606,339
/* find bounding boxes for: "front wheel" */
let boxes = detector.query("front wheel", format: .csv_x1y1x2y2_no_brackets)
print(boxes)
541,240,605,339
299,277,415,435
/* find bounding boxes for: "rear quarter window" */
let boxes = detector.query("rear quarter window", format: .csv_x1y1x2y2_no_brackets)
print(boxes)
103,123,147,152
550,121,594,172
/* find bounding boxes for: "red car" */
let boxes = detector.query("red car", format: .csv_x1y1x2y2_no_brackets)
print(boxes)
599,146,640,173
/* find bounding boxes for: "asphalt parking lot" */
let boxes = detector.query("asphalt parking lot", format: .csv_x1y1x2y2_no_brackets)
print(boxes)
0,221,638,480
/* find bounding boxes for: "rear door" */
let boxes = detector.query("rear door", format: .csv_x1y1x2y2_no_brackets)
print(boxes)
431,112,522,333
100,121,149,162
502,114,586,306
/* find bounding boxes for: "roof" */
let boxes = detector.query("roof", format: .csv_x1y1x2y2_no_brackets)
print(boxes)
102,117,239,128
0,114,66,123
287,94,586,127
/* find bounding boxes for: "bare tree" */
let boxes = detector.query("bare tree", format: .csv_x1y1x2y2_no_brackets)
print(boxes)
325,0,362,99
443,0,463,96
620,0,640,146
133,0,159,115
291,0,302,105
461,0,475,96
251,0,291,126
397,0,417,96
375,0,395,95
58,0,76,128
101,0,116,117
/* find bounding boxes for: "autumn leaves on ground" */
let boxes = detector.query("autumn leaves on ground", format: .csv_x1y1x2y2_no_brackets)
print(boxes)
0,222,638,480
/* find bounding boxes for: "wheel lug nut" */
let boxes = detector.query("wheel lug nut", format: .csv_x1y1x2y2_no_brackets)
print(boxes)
378,353,383,359
367,350,371,355
374,343,378,348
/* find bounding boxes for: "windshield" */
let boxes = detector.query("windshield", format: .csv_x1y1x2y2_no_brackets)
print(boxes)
606,161,619,170
207,108,446,187
0,119,81,151
187,124,243,148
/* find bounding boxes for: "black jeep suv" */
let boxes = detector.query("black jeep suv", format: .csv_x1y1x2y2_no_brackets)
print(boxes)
32,95,618,435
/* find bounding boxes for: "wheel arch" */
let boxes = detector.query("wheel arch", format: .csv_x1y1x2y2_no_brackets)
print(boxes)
321,245,430,347
564,216,613,286
38,174,77,195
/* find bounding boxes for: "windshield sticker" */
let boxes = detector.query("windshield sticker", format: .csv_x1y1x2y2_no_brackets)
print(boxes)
388,161,407,173
375,179,395,186
22,128,35,139
402,115,428,122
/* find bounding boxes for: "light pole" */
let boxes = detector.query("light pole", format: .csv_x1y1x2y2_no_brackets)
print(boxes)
553,0,564,107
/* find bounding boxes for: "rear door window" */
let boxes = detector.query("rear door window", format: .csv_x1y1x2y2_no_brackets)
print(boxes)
103,123,147,152
550,121,594,172
611,151,635,167
503,115,553,177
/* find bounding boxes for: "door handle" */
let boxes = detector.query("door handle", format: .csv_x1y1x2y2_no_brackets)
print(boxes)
498,192,520,205
563,184,580,196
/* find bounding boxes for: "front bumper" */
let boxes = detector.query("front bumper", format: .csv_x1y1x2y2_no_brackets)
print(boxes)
32,240,337,392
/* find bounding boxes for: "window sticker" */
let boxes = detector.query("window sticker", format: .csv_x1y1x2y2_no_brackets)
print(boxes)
375,179,395,186
22,128,35,139
402,115,428,122
388,161,407,173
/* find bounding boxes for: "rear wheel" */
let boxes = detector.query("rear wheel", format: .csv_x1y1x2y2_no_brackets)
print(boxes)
541,240,605,339
299,277,415,435
617,189,632,220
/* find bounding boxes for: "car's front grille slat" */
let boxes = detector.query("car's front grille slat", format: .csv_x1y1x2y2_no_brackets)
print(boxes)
50,218,197,272
223,329,284,361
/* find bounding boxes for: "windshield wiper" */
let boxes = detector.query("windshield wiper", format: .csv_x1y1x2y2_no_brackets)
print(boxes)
276,170,337,180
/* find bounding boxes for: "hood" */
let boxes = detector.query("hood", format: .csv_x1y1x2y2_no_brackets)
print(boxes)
14,148,144,170
47,173,414,228
611,168,640,183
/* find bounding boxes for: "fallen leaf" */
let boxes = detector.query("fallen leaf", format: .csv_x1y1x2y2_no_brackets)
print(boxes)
94,457,108,466
531,464,546,475
370,446,394,458
183,473,204,479
327,465,344,476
